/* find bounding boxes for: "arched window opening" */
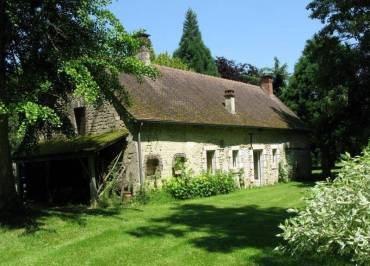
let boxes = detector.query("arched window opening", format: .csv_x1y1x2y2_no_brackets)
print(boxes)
146,158,160,178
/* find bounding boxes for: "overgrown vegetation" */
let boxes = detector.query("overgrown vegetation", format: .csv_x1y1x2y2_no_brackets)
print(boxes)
278,161,293,183
166,172,236,200
97,151,125,208
152,52,191,71
277,143,370,265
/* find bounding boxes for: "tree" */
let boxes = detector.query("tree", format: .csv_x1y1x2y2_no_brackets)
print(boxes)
281,35,358,177
173,9,219,76
262,57,289,98
0,0,157,210
215,57,261,85
307,0,370,52
153,52,191,71
307,0,370,158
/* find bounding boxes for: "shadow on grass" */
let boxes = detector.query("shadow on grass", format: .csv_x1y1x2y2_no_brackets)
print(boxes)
129,203,290,252
0,205,122,235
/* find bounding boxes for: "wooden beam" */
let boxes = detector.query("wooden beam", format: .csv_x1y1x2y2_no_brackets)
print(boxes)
88,156,98,205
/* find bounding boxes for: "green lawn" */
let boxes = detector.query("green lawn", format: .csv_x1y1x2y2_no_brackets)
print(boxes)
0,182,313,266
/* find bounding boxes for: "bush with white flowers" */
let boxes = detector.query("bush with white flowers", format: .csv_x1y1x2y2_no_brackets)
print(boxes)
276,144,370,265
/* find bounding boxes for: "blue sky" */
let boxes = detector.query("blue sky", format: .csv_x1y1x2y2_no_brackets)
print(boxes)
109,0,323,72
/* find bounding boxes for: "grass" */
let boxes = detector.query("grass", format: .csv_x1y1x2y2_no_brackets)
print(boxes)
0,182,320,266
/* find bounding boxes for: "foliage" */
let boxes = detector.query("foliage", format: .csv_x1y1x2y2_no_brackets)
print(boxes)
277,144,370,265
0,0,158,207
307,0,370,52
153,52,191,71
278,161,293,183
97,151,124,208
281,35,363,177
215,56,261,86
2,0,158,146
131,189,173,206
166,171,236,200
261,57,290,98
286,0,370,176
173,9,219,77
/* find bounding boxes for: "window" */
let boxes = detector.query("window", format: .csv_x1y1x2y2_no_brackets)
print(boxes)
74,107,86,135
206,150,216,173
146,158,160,178
272,149,277,168
232,150,239,168
173,154,186,176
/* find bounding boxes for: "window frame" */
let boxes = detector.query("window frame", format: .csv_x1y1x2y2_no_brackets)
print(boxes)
232,149,239,169
206,150,216,173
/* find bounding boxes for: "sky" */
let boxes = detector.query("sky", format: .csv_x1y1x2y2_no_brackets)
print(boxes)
109,0,323,72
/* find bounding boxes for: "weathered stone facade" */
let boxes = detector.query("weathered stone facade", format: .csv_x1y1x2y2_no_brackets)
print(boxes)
64,97,124,135
133,123,310,189
62,96,310,193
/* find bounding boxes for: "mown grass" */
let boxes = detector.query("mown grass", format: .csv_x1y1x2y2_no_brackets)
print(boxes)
0,182,330,266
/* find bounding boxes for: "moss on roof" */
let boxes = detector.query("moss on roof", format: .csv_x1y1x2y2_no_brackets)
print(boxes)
17,129,128,159
119,65,307,130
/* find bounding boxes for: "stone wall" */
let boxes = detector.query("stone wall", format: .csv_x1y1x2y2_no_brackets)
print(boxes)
135,123,311,188
61,97,311,192
64,97,124,135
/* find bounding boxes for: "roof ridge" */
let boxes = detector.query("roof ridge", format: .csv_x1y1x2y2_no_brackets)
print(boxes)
153,64,262,90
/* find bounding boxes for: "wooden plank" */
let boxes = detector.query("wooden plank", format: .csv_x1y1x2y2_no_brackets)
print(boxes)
88,156,98,205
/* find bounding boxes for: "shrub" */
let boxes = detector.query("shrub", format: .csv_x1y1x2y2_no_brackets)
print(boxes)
278,161,293,183
276,144,370,265
166,171,236,200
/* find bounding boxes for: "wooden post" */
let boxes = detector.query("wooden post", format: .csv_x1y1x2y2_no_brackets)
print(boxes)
88,155,98,205
44,161,52,203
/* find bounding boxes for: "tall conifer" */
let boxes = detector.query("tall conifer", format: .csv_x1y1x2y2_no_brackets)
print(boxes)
174,9,219,76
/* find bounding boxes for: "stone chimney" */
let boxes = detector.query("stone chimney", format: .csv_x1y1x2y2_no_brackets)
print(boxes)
224,89,236,114
136,33,151,65
260,75,273,96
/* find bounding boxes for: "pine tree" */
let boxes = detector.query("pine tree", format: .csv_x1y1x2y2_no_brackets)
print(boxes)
174,9,219,76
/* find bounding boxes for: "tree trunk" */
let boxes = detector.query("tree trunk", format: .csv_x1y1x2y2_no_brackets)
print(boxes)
320,146,332,178
0,0,18,211
0,115,17,210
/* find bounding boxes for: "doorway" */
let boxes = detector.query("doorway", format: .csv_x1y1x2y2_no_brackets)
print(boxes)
253,150,263,186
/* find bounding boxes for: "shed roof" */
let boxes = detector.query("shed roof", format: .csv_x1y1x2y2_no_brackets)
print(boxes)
119,65,306,130
14,129,128,161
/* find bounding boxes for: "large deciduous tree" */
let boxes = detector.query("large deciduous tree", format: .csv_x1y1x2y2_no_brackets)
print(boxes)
281,35,359,177
281,0,370,176
215,57,261,86
0,0,157,210
174,9,219,77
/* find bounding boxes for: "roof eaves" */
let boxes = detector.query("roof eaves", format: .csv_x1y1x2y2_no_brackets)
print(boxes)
135,118,310,132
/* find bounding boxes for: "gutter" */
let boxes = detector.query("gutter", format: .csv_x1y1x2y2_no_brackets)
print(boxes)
134,118,310,132
137,121,144,187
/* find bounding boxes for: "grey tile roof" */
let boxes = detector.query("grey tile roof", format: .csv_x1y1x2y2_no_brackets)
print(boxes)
119,65,306,130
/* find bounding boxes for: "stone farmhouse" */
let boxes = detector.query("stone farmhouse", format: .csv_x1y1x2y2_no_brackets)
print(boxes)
14,36,311,204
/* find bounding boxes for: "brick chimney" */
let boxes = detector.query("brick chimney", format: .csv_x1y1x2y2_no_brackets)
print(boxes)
224,89,236,114
260,75,273,96
136,33,151,65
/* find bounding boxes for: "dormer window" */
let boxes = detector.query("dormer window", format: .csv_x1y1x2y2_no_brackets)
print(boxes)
74,107,86,135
